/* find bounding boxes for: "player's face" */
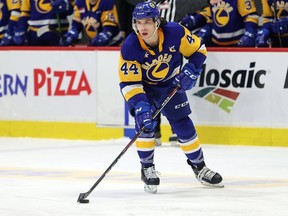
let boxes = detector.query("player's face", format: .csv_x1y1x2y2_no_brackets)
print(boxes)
135,18,156,40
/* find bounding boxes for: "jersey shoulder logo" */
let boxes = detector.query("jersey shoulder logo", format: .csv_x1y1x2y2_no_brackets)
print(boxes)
169,46,176,52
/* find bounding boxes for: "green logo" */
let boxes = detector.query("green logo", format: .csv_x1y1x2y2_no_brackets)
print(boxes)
193,87,240,113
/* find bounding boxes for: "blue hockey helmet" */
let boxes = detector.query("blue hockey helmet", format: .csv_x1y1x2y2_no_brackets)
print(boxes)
132,1,160,21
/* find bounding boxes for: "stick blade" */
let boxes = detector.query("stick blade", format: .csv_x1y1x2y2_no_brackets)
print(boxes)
77,192,89,203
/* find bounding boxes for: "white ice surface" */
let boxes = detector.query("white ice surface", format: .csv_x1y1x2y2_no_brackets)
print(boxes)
0,137,288,216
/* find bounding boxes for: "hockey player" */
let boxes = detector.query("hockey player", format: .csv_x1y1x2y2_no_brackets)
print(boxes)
0,0,21,46
180,0,259,47
61,0,122,46
256,0,288,47
118,1,224,193
12,0,73,46
116,0,207,146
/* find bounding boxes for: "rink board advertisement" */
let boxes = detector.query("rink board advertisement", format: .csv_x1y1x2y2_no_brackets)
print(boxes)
123,51,288,128
0,50,98,122
0,48,288,145
189,51,288,128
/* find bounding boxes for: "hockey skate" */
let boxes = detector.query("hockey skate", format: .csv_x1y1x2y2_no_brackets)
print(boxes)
187,159,224,188
169,133,179,146
154,131,162,146
141,165,160,193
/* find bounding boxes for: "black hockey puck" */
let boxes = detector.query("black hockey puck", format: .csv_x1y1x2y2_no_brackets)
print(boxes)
79,199,89,204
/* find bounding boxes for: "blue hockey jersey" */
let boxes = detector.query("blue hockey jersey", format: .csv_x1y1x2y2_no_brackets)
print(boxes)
72,0,120,39
0,0,20,39
118,22,207,112
209,0,258,46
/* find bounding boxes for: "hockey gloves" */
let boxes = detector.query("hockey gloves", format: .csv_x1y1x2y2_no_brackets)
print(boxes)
196,23,212,44
61,29,79,46
134,101,157,133
0,30,13,46
237,28,257,47
90,31,112,46
181,13,207,31
181,15,197,30
173,63,202,93
271,17,288,34
256,28,270,47
13,29,27,45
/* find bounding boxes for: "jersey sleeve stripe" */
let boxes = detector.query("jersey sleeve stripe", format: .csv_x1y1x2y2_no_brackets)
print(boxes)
121,84,145,101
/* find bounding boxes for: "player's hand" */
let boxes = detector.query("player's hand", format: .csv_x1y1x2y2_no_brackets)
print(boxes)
180,15,196,30
237,29,256,47
13,29,27,45
0,30,13,46
89,31,112,46
271,17,288,34
255,28,270,47
195,24,211,44
173,63,202,93
134,101,157,133
61,29,79,46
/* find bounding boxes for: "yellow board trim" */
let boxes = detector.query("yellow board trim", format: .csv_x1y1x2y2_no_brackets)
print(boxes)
0,121,123,140
160,125,288,147
1,121,288,147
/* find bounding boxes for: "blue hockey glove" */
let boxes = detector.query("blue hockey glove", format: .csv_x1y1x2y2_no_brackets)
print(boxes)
237,29,256,47
61,29,79,46
134,101,157,132
0,30,13,46
173,63,202,93
271,17,288,34
51,0,73,14
196,24,211,44
256,28,270,47
13,29,27,45
90,31,112,46
180,15,196,30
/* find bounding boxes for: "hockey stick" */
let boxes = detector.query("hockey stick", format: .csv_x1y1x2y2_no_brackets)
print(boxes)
77,85,180,203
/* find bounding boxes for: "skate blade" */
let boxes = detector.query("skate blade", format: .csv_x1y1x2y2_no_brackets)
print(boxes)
144,184,158,194
201,181,225,188
170,141,179,147
155,138,162,146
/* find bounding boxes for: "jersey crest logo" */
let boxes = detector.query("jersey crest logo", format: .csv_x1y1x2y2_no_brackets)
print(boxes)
142,54,172,82
212,1,233,27
82,17,100,39
35,0,52,14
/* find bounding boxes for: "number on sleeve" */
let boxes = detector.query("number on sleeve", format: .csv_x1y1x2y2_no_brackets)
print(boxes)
244,0,252,10
186,35,195,44
120,62,139,75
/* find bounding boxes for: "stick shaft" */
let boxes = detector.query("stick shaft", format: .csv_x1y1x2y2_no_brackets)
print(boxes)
77,86,179,202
